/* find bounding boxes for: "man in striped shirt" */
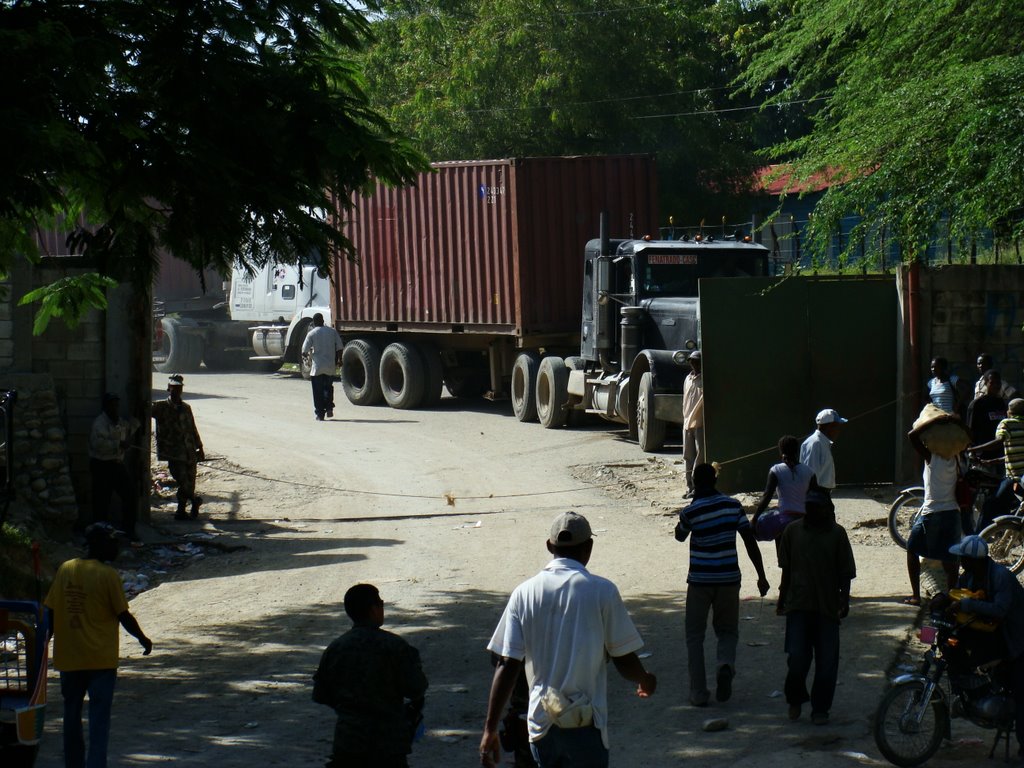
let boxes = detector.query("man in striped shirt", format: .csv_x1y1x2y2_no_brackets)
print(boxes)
675,464,770,707
971,397,1024,529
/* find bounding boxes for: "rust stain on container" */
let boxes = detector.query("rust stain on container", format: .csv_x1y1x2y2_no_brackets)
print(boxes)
332,155,657,336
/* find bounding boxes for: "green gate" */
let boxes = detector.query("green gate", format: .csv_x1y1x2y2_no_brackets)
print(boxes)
699,275,898,492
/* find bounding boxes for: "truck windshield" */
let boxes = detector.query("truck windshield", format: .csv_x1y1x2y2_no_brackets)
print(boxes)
640,249,767,297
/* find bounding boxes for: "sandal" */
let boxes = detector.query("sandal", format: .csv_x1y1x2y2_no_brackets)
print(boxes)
900,596,921,606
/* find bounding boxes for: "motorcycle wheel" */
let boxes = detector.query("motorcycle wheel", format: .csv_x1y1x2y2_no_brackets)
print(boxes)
873,680,946,767
888,489,924,550
980,519,1024,574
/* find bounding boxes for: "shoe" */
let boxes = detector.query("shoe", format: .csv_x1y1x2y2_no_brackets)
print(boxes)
787,704,801,721
189,496,203,520
689,690,710,707
326,409,334,418
811,711,829,725
130,539,145,549
174,510,188,521
315,414,325,421
715,665,734,702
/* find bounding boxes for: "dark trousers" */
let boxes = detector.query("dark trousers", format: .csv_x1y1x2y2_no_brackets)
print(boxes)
980,477,1018,530
530,725,608,768
60,668,117,768
89,459,136,538
311,374,335,418
1011,652,1024,752
326,753,407,768
167,459,198,506
784,610,841,716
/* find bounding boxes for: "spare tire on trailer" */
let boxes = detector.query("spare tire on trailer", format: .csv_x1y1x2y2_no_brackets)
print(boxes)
380,342,426,409
536,356,569,429
511,352,541,422
416,342,445,408
341,339,383,406
444,371,488,399
153,317,203,373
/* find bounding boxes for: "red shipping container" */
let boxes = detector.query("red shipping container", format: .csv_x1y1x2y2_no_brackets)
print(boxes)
332,155,657,343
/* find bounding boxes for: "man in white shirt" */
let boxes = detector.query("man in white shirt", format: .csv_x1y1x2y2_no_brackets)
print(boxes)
800,408,847,494
480,512,657,768
89,393,140,542
682,350,705,498
301,313,343,421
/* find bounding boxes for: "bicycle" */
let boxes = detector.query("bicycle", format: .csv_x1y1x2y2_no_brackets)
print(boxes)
979,484,1024,573
887,461,1001,550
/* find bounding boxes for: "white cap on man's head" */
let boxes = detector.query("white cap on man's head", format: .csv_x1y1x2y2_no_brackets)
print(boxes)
168,374,184,387
815,408,848,426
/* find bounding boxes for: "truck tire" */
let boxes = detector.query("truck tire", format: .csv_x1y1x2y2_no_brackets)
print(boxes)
153,318,203,373
380,342,426,409
202,346,250,372
637,371,667,452
341,339,383,406
536,356,569,429
417,343,445,407
511,352,541,422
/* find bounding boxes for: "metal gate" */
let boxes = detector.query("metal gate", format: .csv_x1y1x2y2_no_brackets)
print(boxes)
699,275,898,492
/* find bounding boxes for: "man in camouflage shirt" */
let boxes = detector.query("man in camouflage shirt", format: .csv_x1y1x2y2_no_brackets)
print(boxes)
313,583,428,768
151,374,205,520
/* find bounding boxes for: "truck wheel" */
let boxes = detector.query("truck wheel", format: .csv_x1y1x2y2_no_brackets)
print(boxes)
341,339,383,406
637,371,666,452
380,342,426,409
416,343,445,407
511,352,541,422
536,356,569,429
153,318,202,373
202,347,249,372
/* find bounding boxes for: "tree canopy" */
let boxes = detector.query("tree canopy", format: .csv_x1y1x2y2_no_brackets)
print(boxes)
739,0,1024,262
1,0,427,318
360,0,782,222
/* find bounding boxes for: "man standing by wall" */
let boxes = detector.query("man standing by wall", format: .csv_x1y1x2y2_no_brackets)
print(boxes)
676,463,769,707
45,522,153,768
682,350,704,498
480,512,657,768
88,393,140,543
800,409,847,497
313,583,428,768
151,374,205,520
302,313,343,421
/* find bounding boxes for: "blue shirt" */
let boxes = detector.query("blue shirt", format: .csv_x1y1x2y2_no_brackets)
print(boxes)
675,490,750,586
958,559,1024,660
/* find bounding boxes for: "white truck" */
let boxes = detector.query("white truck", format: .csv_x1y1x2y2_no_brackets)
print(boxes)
152,260,330,376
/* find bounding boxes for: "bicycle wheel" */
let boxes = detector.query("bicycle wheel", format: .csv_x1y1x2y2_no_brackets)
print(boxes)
873,680,946,767
888,488,925,550
980,519,1024,573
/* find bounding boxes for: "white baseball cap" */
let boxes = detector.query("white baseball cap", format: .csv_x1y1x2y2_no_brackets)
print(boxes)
815,408,848,425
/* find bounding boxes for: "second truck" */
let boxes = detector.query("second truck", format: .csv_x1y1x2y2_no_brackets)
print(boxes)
329,155,769,451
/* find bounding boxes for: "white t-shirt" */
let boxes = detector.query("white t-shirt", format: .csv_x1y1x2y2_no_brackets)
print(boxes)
921,454,958,515
800,430,836,489
301,325,343,376
487,557,644,748
769,461,816,513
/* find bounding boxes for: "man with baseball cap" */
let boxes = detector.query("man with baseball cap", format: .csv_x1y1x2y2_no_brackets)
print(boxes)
480,512,656,768
800,408,848,494
945,534,1024,758
151,374,205,520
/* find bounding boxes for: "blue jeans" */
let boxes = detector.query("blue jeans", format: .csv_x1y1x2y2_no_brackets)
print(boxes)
784,611,840,715
311,374,335,418
530,726,608,768
60,669,117,768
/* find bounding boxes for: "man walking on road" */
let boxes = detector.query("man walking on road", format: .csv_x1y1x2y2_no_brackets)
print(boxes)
302,313,343,421
800,408,847,496
675,463,769,707
151,374,205,520
313,583,428,768
481,511,657,768
682,350,704,497
777,489,856,724
45,522,153,768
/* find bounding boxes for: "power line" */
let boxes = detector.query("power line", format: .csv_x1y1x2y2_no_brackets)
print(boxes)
631,96,827,120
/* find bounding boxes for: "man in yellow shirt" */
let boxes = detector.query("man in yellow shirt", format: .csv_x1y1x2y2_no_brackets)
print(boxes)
45,523,152,768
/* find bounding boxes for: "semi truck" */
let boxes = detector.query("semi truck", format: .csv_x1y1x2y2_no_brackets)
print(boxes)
329,155,770,451
152,259,330,375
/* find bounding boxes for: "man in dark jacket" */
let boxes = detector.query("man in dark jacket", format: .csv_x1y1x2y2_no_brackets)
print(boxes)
313,584,428,768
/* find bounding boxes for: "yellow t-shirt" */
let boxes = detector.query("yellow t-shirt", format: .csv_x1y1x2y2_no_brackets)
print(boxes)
45,558,129,671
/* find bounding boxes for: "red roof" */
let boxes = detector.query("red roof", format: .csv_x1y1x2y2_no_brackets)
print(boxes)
755,164,834,196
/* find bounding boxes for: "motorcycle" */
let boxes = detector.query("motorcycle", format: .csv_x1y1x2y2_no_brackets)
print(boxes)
874,613,1015,767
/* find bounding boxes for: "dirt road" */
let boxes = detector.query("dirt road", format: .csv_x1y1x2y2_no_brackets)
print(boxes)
34,371,992,767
